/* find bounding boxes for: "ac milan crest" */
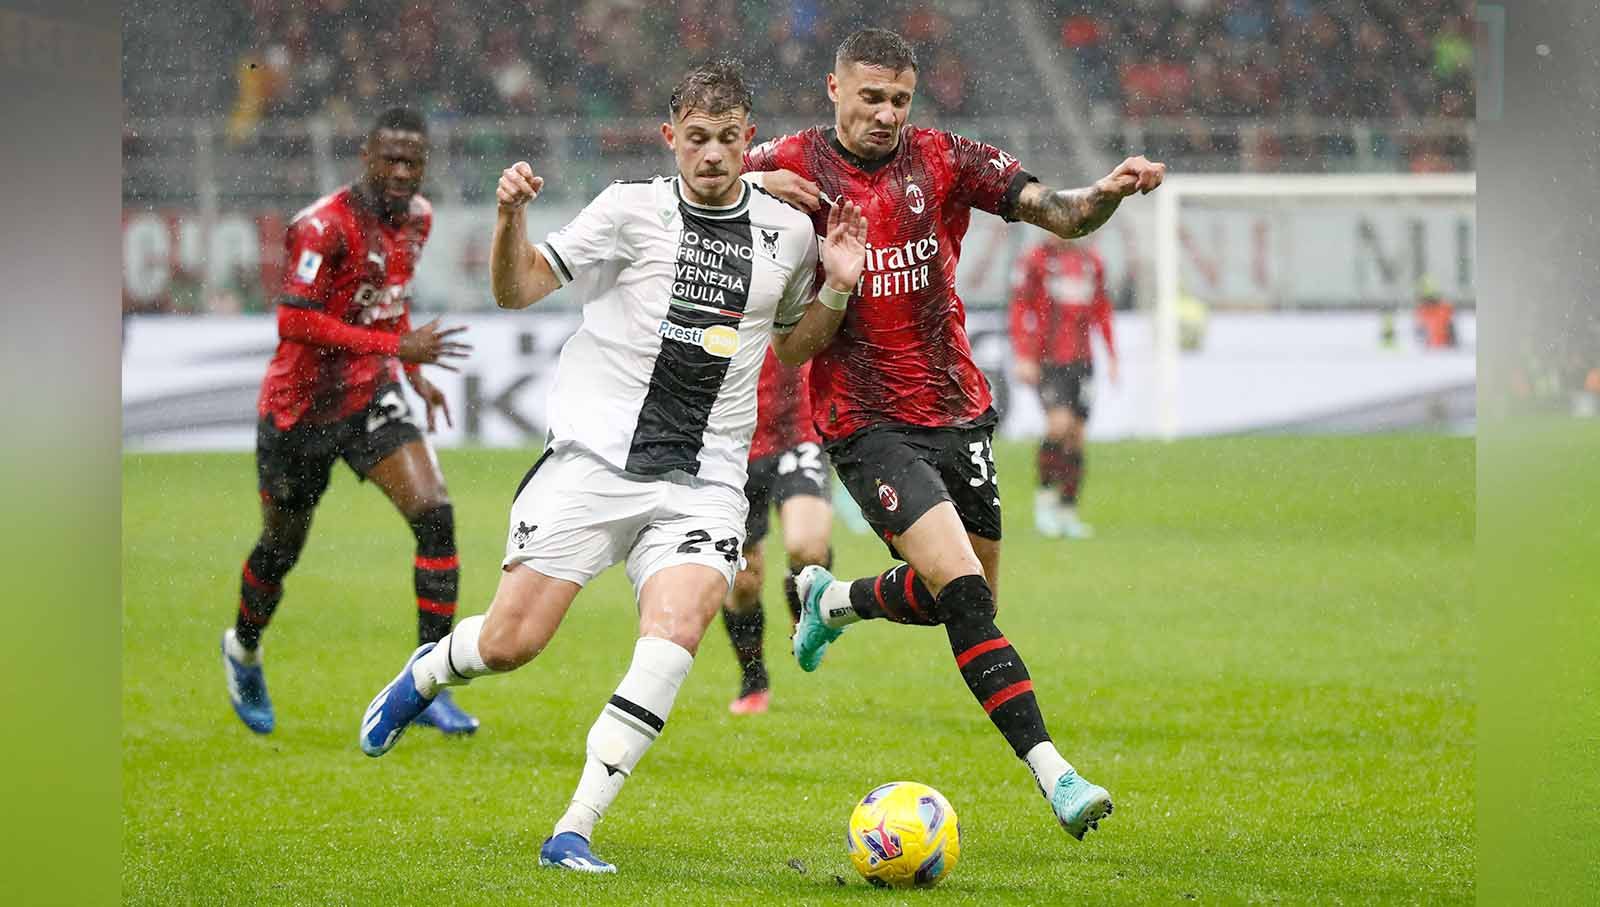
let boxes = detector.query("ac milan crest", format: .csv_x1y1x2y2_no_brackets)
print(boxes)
877,483,900,512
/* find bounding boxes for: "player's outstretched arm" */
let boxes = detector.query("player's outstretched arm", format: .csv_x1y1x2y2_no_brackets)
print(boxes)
491,161,563,309
771,200,868,366
760,170,822,212
1013,155,1166,240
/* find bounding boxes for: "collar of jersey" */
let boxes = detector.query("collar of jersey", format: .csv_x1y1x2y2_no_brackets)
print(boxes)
673,176,750,219
825,126,900,173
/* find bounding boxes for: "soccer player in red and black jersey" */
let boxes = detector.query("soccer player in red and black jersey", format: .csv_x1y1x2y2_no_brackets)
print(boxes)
221,107,479,737
1010,235,1119,539
744,28,1164,841
720,348,834,714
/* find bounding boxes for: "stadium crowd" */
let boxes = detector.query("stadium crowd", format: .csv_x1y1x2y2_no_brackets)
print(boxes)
1054,0,1473,120
1050,0,1473,172
125,0,976,135
210,0,1473,130
125,0,1473,176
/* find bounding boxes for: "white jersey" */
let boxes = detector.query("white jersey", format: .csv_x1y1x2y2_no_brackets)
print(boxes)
535,174,819,489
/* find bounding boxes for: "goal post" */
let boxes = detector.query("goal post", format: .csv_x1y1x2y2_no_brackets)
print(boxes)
1150,172,1477,440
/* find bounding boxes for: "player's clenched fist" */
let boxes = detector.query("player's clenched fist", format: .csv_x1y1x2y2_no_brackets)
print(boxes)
1098,155,1166,199
497,161,545,211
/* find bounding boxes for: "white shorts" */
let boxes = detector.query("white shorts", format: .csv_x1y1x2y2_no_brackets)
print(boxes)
502,445,749,596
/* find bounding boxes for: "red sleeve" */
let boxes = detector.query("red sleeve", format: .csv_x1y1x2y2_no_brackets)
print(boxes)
1091,252,1115,357
279,211,344,308
1008,248,1046,360
743,132,809,177
278,305,401,356
940,130,1035,222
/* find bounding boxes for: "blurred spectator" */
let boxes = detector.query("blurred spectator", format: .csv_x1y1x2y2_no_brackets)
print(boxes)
925,47,969,116
1413,278,1458,349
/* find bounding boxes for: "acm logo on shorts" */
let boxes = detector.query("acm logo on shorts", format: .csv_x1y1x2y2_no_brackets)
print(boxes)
877,481,900,513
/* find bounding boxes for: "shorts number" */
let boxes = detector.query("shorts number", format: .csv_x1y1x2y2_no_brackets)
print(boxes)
678,529,740,563
777,442,823,476
676,529,712,553
968,439,997,488
366,389,410,433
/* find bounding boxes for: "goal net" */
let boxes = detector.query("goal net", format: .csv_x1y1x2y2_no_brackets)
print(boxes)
1142,172,1477,439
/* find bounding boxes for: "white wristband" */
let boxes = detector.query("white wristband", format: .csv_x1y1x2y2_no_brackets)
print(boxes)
818,285,851,311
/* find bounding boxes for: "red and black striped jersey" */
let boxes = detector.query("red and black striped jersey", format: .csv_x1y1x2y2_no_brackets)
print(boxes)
258,185,431,428
1008,240,1115,364
744,126,1033,442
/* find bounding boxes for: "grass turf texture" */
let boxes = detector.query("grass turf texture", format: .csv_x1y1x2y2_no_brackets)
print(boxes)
124,436,1472,904
1477,419,1600,904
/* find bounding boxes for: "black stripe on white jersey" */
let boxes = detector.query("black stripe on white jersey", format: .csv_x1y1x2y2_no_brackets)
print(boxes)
625,180,754,476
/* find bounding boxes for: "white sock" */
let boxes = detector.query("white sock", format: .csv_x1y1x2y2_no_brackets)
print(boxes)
412,614,492,697
819,579,860,628
1024,742,1075,798
553,637,694,840
223,628,262,666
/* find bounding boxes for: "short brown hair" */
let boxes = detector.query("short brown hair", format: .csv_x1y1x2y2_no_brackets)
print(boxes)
835,28,918,74
668,58,754,120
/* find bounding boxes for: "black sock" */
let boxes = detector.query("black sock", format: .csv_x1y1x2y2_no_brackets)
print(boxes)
410,505,459,646
234,541,298,650
939,575,1051,758
1061,449,1084,506
1038,441,1068,488
782,572,802,625
847,563,939,625
722,605,768,696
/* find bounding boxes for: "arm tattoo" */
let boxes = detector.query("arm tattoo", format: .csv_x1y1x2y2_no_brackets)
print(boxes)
1013,182,1122,239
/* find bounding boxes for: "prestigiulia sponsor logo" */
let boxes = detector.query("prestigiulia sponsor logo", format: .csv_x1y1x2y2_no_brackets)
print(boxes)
658,321,741,358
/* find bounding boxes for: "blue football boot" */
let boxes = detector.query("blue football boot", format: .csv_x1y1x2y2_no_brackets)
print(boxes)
539,832,617,874
1051,770,1114,840
791,565,845,672
415,688,480,736
360,643,435,757
221,629,274,734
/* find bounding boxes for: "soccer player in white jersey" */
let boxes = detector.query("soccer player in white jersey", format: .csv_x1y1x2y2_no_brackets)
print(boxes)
358,59,868,875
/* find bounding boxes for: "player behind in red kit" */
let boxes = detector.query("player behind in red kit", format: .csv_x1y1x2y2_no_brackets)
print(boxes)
744,28,1164,840
720,349,833,714
1010,235,1118,539
220,107,479,737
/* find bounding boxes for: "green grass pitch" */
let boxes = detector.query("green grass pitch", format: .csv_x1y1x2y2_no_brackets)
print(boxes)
123,436,1472,904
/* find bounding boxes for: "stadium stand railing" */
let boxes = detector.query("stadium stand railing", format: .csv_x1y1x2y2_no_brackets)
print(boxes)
124,115,1474,208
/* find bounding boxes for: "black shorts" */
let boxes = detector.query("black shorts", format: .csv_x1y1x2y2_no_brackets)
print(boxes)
256,383,422,512
1039,360,1094,419
743,441,829,546
830,416,1002,556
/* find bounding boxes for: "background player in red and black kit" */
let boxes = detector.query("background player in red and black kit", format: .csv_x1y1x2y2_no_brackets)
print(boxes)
221,107,479,737
720,348,833,715
1010,235,1119,539
744,28,1164,841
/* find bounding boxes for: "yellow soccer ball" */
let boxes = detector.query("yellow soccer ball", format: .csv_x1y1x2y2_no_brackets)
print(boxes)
846,781,961,888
